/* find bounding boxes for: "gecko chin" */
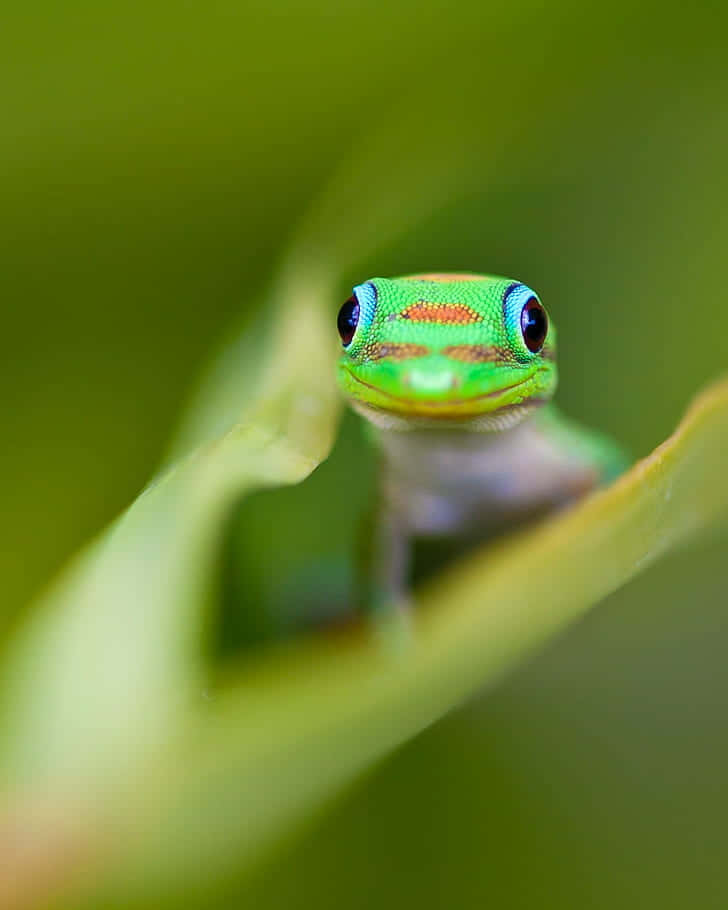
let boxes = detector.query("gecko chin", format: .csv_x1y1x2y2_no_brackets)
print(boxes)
348,397,545,432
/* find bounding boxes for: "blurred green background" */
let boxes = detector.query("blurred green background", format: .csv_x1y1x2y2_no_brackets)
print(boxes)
3,0,728,906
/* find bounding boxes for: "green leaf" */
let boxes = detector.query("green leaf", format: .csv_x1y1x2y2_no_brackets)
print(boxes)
89,377,728,905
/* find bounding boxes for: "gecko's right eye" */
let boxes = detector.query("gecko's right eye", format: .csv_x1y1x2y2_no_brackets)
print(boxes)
337,296,360,346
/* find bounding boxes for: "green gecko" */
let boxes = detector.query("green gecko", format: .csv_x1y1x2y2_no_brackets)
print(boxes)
336,272,629,609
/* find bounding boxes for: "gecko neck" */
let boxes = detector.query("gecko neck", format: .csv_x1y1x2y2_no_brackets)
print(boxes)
363,403,597,538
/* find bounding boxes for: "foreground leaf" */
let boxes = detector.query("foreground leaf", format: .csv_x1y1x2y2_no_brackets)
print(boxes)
101,377,728,905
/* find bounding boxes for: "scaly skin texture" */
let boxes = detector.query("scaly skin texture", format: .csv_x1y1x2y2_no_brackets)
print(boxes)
336,273,629,609
337,273,557,428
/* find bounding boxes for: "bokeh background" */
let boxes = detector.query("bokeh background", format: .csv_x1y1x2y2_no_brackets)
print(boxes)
3,1,728,906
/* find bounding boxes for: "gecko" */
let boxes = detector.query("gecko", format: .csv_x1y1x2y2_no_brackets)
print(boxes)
335,273,629,610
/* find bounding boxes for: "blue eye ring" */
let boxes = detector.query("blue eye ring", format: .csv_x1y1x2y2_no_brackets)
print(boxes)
503,282,548,358
338,282,377,352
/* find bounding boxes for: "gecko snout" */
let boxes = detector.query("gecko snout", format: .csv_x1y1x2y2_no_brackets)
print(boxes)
401,368,462,395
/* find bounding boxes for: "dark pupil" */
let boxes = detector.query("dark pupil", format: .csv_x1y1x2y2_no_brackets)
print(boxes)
520,298,547,353
337,296,359,346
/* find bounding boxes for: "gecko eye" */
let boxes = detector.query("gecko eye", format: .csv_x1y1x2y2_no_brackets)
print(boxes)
520,298,548,353
337,296,360,346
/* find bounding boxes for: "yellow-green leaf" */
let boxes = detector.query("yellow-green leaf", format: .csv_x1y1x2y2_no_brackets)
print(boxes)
100,377,728,904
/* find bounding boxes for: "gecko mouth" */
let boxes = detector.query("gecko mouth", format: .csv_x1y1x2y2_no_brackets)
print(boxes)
344,368,540,416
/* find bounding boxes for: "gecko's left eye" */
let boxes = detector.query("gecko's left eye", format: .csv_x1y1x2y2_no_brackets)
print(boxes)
520,298,548,353
337,296,359,346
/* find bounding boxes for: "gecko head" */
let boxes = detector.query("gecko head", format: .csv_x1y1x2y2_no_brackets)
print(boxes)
336,273,558,428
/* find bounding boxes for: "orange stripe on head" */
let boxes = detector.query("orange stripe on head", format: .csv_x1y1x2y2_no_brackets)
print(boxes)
402,273,484,282
399,301,482,324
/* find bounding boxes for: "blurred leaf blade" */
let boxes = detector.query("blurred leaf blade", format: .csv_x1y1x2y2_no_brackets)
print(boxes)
0,273,341,794
101,376,728,904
